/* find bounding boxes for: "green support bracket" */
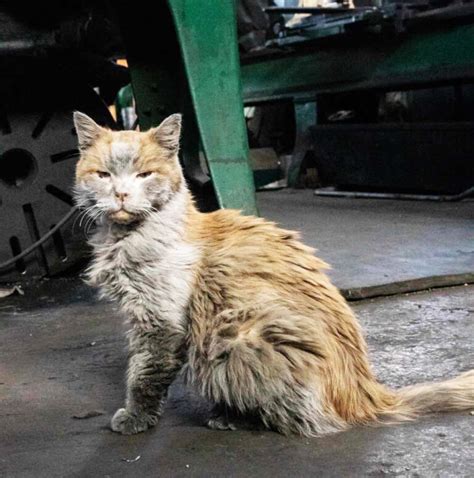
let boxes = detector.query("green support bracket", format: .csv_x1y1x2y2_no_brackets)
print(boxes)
288,98,317,188
241,23,474,103
116,0,258,216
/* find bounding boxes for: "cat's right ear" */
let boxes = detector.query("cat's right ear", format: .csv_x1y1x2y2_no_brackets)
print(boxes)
73,111,104,150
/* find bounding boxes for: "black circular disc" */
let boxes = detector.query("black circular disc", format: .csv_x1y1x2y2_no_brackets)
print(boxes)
0,81,115,282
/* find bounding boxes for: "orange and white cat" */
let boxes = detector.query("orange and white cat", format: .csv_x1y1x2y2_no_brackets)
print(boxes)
73,111,473,436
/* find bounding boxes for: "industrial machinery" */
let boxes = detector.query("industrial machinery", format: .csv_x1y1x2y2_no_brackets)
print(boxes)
0,2,125,281
1,0,473,283
240,0,474,192
0,0,258,283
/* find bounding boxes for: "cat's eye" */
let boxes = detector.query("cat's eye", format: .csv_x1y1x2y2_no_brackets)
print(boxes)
96,171,110,179
137,171,154,178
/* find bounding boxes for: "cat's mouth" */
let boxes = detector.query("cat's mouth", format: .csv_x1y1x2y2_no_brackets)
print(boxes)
109,208,136,224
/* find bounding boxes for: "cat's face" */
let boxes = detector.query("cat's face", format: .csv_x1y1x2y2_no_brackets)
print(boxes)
73,112,183,225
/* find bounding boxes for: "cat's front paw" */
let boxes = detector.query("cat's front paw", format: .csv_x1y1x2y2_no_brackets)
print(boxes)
110,408,155,435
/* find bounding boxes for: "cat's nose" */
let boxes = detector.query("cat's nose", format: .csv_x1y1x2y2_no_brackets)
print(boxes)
115,191,129,202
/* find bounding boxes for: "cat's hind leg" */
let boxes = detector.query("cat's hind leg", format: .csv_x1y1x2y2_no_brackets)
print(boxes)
196,306,347,436
206,404,238,431
206,403,265,431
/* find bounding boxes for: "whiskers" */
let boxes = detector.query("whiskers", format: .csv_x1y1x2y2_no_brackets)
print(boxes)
73,204,106,237
139,205,159,221
73,203,158,236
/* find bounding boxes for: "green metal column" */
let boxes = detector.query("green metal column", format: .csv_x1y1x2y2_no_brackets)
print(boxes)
168,0,257,215
116,0,257,215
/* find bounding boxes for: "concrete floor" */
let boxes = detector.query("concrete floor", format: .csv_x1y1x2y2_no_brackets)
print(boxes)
258,190,474,289
1,193,473,477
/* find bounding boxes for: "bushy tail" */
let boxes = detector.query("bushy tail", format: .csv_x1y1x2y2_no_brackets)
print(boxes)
395,370,474,416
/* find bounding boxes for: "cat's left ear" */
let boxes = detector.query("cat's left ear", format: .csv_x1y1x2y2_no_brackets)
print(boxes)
148,113,182,156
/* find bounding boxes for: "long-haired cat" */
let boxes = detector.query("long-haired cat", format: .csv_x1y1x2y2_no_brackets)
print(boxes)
73,111,473,436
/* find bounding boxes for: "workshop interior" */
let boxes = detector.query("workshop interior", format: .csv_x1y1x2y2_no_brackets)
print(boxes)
1,0,473,281
0,0,473,476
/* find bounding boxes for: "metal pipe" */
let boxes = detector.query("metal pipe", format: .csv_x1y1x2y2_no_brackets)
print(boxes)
314,186,474,202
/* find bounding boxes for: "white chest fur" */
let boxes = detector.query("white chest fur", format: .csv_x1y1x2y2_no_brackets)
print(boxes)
87,190,199,332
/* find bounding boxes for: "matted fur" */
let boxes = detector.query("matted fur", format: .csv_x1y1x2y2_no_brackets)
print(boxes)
73,112,474,436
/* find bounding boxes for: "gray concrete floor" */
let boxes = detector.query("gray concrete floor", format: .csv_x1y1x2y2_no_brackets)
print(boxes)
257,190,474,289
1,193,473,477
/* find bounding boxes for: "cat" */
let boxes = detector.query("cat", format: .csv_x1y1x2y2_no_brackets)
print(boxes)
73,111,474,436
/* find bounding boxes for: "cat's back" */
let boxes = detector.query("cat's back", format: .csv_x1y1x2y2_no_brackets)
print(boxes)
192,208,330,286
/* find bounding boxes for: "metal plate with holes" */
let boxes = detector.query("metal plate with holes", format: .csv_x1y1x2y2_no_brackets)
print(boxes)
0,84,114,282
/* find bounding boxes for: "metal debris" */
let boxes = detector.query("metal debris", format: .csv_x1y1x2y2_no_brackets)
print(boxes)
122,455,141,463
0,286,24,299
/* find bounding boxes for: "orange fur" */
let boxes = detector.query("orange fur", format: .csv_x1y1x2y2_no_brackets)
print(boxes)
185,209,396,426
183,205,472,432
74,114,473,437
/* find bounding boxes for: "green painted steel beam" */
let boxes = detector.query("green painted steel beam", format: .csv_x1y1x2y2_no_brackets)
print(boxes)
116,1,257,215
241,23,474,103
168,0,257,215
